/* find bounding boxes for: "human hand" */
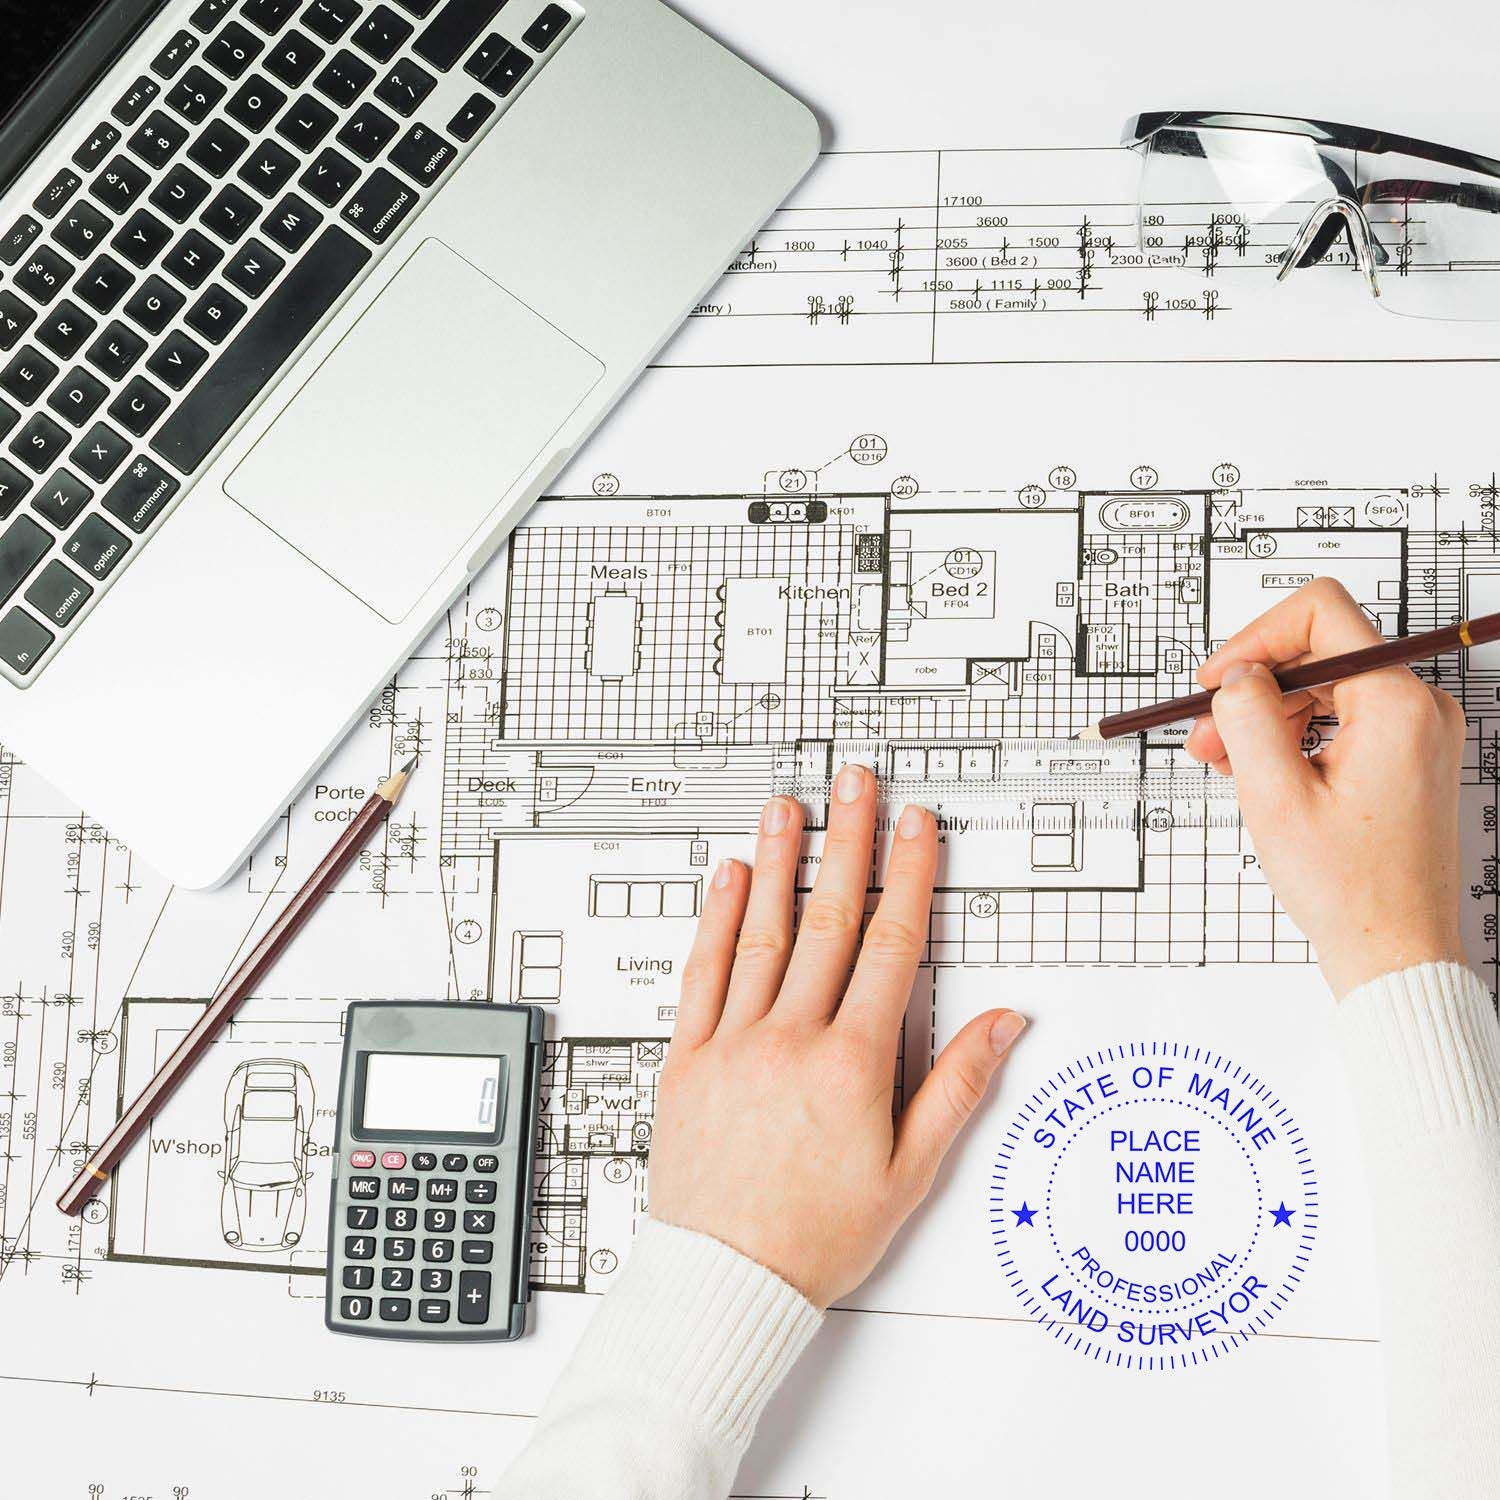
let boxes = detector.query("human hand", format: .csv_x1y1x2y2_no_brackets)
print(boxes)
1185,578,1467,999
647,765,1027,1309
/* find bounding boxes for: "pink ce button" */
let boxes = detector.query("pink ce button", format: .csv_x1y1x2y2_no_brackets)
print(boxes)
381,1151,407,1170
349,1150,376,1169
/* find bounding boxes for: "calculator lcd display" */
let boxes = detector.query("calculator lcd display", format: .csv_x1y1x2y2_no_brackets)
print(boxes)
359,1052,506,1137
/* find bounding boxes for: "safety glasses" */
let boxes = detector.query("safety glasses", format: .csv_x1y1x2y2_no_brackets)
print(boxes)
1122,111,1500,320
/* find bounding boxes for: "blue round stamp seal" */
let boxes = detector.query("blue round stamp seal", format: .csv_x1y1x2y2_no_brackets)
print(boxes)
991,1042,1318,1369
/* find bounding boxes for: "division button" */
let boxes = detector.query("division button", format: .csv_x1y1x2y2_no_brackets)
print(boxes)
465,1179,497,1203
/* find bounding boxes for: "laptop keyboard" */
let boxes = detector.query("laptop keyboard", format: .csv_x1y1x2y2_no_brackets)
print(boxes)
0,0,580,684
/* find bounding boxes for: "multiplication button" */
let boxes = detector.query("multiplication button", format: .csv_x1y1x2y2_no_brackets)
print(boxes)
462,1210,493,1234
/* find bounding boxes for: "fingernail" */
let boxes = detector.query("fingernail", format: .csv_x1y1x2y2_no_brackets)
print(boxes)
989,1011,1028,1055
761,798,789,835
897,804,928,839
713,859,736,889
1219,662,1256,686
835,763,869,804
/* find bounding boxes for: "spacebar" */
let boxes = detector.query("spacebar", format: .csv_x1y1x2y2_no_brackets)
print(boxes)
151,226,372,473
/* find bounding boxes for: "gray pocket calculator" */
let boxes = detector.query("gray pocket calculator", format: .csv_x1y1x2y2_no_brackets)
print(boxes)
325,1001,544,1341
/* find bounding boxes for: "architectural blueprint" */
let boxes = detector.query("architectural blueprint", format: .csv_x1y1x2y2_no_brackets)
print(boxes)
8,0,1500,1494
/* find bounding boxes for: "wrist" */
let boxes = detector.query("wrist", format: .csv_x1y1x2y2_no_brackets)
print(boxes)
1320,933,1469,1001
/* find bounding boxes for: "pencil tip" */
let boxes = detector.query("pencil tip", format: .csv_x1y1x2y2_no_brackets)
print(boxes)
1075,723,1104,742
401,755,418,775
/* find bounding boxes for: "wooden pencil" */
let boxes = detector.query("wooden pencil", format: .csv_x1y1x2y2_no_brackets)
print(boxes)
1080,612,1500,741
55,758,417,1217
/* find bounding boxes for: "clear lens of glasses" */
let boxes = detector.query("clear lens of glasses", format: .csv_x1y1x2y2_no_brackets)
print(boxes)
1135,123,1500,320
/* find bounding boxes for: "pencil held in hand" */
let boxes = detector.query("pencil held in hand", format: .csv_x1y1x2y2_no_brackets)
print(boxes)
56,758,417,1217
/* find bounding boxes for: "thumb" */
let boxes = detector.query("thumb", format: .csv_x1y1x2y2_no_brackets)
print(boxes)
892,1009,1026,1198
1210,661,1317,811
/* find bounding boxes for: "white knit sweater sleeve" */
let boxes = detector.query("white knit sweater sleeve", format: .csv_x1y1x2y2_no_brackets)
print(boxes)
495,1218,823,1500
1334,961,1500,1498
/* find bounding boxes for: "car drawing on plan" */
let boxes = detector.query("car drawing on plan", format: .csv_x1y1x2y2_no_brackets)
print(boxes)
219,1059,314,1251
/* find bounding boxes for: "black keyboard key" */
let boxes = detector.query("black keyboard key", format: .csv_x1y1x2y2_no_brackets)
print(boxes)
33,169,81,220
72,123,122,173
522,3,570,51
190,0,236,30
342,1261,374,1286
385,1204,418,1231
0,347,59,404
123,276,187,335
426,1176,457,1200
441,1152,467,1171
305,0,364,42
412,1152,437,1171
337,101,399,160
162,229,225,290
10,413,69,472
244,0,301,32
352,4,413,61
152,29,201,79
166,67,227,125
55,202,112,259
464,1178,496,1203
460,1239,492,1263
111,77,161,125
483,43,531,98
462,1209,494,1233
24,560,92,629
414,0,502,71
71,421,133,481
102,455,180,533
0,607,52,675
347,1175,381,1198
0,402,16,443
447,91,493,143
238,139,300,197
224,238,285,297
151,225,369,472
344,1233,375,1258
378,1296,411,1322
347,1203,378,1229
373,59,435,116
187,284,248,342
342,166,416,243
109,376,172,436
339,1294,372,1320
420,1267,450,1292
126,110,190,169
75,256,135,313
201,183,262,242
225,74,289,132
64,512,130,579
384,1236,415,1260
277,95,338,152
147,328,211,388
0,458,31,517
387,1176,419,1200
0,215,42,266
315,48,375,107
457,1269,489,1324
47,368,109,427
265,30,326,86
471,1153,498,1173
424,1206,455,1232
0,516,52,606
86,319,149,380
418,1298,449,1323
14,246,75,306
31,468,93,528
112,209,175,269
0,294,35,351
464,31,509,80
191,119,252,179
300,147,360,206
151,164,213,224
88,157,151,213
422,1236,454,1261
261,193,323,251
36,302,98,361
394,0,438,13
381,1265,413,1290
205,20,265,79
389,122,456,185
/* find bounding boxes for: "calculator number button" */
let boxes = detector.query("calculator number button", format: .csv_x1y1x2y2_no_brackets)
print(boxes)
344,1235,375,1260
384,1236,415,1261
382,1266,414,1291
342,1264,374,1289
422,1238,454,1262
385,1206,417,1231
340,1295,372,1320
465,1180,497,1203
420,1268,451,1293
346,1204,378,1229
424,1208,455,1233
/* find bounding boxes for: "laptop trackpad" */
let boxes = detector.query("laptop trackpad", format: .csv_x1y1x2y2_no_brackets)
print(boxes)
225,238,603,623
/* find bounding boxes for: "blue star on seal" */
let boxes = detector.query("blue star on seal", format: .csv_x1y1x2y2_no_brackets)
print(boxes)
1012,1201,1037,1227
1270,1202,1295,1227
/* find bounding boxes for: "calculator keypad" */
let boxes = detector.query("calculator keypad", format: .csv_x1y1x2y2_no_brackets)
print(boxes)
331,1142,505,1334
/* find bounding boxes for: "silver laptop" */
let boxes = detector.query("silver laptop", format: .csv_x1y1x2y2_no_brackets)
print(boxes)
0,0,818,885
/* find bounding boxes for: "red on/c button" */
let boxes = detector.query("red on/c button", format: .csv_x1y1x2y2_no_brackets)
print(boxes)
349,1150,376,1169
381,1151,407,1170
